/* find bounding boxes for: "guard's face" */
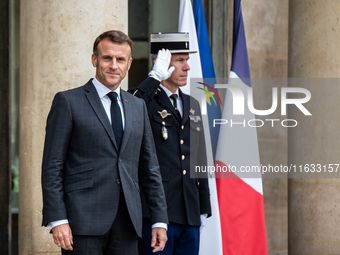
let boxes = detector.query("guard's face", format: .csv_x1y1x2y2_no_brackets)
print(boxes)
92,38,132,90
166,53,190,87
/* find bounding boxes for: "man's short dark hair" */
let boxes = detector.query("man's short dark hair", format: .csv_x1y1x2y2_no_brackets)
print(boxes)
93,30,133,58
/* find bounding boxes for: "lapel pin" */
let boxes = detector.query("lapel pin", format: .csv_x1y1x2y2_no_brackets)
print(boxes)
125,100,128,103
158,109,171,119
189,108,195,115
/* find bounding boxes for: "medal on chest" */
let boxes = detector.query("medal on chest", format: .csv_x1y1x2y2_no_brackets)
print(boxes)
189,108,201,123
158,110,171,140
162,126,168,140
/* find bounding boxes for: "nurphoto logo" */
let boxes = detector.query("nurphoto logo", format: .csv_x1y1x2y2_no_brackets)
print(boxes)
197,81,312,128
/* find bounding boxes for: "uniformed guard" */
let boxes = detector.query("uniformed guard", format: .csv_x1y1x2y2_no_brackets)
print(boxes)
129,32,211,255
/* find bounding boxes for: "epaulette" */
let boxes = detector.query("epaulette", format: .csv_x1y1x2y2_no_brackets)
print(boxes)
132,89,138,96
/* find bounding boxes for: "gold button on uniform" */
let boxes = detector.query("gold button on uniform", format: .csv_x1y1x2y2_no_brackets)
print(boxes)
196,127,200,131
180,140,184,144
181,125,184,129
183,170,186,175
182,155,185,160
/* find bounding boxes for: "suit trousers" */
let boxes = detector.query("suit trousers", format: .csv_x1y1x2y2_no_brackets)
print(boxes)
62,191,138,255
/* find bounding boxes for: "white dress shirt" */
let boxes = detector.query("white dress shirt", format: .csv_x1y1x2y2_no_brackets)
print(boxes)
92,77,125,129
159,84,183,117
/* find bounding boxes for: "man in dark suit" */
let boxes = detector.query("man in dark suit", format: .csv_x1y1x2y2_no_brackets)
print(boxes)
41,30,168,255
130,33,211,255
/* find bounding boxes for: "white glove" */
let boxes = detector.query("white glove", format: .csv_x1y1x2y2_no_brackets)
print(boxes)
200,214,208,234
149,49,175,82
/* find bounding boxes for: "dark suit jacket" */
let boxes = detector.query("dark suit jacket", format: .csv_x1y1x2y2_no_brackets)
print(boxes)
41,79,168,237
129,77,211,227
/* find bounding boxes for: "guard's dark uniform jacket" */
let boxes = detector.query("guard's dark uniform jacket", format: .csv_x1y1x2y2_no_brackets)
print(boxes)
129,77,211,226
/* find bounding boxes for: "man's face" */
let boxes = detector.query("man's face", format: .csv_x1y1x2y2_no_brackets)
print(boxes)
92,38,132,90
166,53,190,87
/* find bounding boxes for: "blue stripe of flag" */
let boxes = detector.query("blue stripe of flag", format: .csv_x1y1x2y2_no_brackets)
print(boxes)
193,0,221,159
231,0,251,86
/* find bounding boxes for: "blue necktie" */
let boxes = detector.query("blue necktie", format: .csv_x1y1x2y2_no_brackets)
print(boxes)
107,92,123,150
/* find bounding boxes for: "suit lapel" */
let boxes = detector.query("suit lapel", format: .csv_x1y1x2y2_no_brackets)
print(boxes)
157,88,181,122
84,80,119,151
119,91,131,153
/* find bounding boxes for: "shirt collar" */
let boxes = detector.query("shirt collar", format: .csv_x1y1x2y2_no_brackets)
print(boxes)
92,76,121,100
159,84,179,98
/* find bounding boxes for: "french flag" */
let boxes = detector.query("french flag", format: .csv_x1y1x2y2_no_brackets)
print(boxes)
178,1,223,254
178,0,268,254
215,0,268,254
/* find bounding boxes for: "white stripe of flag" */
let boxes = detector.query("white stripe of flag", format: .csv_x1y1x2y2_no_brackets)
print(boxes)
178,1,223,255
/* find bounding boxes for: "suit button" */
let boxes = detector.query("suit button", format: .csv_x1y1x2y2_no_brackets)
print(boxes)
183,170,186,175
162,121,166,126
197,181,200,186
181,125,184,129
196,127,200,131
116,179,121,185
182,155,185,160
180,139,184,144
